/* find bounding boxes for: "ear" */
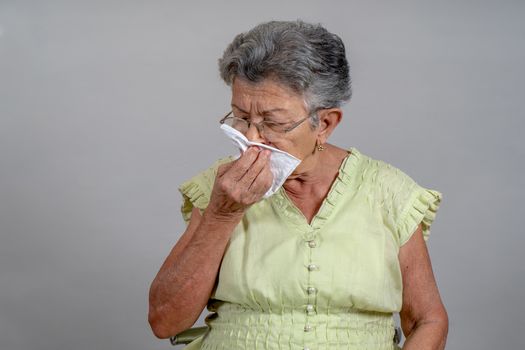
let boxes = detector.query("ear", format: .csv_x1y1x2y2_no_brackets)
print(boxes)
316,108,343,144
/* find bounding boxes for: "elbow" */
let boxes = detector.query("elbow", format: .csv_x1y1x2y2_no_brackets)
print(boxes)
148,308,173,339
438,307,449,336
427,309,449,347
430,305,449,330
148,281,204,338
148,285,172,339
403,304,449,340
418,306,449,336
148,319,168,339
148,282,177,339
148,305,195,339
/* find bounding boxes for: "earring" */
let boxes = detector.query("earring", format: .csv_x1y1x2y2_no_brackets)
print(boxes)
317,144,325,151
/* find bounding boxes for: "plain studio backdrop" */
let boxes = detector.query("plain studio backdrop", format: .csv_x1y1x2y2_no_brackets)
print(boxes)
1,1,524,349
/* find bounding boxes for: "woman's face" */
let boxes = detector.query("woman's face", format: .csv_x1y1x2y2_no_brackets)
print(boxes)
230,77,318,162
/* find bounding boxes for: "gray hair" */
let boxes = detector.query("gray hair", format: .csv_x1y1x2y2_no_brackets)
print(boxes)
218,20,352,128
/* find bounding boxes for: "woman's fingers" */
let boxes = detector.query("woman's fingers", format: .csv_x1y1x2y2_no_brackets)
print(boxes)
256,160,274,193
228,147,261,181
209,146,273,216
243,169,271,203
239,149,270,190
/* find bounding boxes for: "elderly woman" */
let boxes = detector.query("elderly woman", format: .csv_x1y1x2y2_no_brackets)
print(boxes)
148,20,448,350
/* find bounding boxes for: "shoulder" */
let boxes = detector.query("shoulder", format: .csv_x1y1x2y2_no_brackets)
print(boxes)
353,148,418,192
354,148,443,246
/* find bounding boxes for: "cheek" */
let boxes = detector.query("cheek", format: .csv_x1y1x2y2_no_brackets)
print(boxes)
271,135,316,160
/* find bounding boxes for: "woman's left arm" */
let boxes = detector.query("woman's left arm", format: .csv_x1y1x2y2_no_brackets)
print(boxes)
398,223,448,349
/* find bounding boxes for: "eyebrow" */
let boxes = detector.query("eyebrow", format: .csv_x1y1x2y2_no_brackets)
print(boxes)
231,104,287,115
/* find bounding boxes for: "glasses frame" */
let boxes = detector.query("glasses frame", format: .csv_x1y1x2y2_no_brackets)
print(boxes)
219,110,312,137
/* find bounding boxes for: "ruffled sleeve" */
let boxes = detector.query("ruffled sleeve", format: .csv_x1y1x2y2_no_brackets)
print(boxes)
396,185,442,245
178,157,234,225
376,161,443,246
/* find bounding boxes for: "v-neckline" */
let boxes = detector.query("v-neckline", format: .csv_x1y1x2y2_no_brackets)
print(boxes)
271,147,361,231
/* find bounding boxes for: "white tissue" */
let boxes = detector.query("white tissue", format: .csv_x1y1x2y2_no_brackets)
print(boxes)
220,124,301,198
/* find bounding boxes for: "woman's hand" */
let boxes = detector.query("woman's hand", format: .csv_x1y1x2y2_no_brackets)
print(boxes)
206,146,273,220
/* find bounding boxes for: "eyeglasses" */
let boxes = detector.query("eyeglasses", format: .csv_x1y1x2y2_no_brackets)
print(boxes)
219,110,312,142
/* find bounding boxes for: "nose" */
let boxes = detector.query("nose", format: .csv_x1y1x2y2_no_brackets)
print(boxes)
245,123,268,144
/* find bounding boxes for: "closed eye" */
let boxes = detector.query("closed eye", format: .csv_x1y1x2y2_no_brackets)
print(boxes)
232,115,250,121
264,120,288,127
235,116,286,125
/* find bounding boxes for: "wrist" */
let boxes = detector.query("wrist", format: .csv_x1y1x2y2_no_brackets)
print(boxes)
202,206,245,225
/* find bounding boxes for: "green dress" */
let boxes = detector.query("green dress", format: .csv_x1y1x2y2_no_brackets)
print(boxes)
178,147,442,350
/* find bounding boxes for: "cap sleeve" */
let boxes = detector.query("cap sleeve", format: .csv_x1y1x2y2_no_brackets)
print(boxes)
397,186,442,245
375,160,443,246
393,172,443,246
177,157,233,225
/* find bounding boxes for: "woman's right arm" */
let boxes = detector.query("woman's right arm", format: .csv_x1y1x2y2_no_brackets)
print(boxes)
148,147,272,338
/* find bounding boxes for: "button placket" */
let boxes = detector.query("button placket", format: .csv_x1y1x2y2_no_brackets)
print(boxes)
303,229,319,341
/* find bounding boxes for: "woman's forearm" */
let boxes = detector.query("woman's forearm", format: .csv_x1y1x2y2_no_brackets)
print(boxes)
149,150,271,338
402,318,448,350
148,210,243,338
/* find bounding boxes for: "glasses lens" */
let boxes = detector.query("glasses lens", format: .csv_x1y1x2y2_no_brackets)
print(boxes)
260,123,279,141
222,116,280,142
223,117,249,133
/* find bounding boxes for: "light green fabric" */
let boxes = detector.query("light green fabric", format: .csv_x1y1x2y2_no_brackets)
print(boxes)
178,147,442,350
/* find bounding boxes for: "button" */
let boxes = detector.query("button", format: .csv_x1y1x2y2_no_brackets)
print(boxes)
306,286,317,294
307,264,318,271
304,324,313,332
307,240,317,248
306,304,314,312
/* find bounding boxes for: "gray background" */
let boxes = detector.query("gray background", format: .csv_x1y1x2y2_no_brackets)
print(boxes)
1,1,523,349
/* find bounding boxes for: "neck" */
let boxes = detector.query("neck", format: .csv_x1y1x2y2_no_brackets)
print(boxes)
283,144,349,198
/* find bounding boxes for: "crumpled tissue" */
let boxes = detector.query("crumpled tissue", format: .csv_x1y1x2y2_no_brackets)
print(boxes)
220,124,301,198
